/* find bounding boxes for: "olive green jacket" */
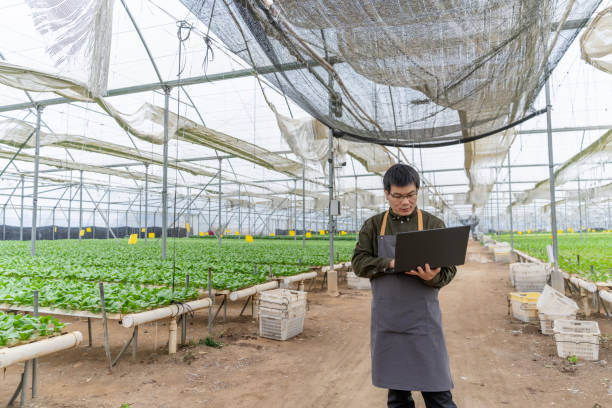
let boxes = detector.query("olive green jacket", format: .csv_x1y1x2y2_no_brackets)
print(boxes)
351,208,457,288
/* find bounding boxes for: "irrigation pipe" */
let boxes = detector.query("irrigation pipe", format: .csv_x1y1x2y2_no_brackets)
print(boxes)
0,332,83,369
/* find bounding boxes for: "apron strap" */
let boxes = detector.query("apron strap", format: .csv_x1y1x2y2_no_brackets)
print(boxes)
380,211,389,236
417,209,423,231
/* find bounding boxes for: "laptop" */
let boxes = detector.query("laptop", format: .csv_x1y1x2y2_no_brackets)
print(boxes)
394,226,470,272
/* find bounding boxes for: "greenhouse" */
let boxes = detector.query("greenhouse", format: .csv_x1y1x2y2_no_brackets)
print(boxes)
0,0,611,407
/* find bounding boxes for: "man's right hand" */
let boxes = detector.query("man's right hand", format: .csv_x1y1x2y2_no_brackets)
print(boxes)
388,259,395,269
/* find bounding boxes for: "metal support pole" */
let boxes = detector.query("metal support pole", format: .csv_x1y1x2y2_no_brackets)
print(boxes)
218,157,222,247
20,175,24,241
507,151,514,249
21,360,30,407
3,204,6,240
78,170,83,241
138,187,142,238
303,164,306,248
99,282,112,373
577,173,583,240
144,164,148,244
238,184,241,238
545,79,563,292
207,267,213,333
32,290,38,398
496,182,500,233
31,106,41,255
181,274,189,345
67,181,72,239
533,200,537,231
187,186,190,237
293,179,297,240
106,179,111,239
354,174,358,241
162,87,170,260
327,128,337,295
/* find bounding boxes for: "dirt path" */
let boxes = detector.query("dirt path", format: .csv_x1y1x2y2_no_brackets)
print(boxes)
1,241,610,407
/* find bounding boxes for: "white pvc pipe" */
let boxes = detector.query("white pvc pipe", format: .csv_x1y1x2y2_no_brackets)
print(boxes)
570,277,597,293
599,290,612,304
283,271,318,285
121,298,212,328
0,331,83,369
321,263,345,273
229,281,278,301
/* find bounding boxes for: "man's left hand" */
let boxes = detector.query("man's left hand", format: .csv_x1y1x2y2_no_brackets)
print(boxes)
405,263,441,281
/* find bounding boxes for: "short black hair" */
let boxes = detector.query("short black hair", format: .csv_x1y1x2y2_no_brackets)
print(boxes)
383,164,420,192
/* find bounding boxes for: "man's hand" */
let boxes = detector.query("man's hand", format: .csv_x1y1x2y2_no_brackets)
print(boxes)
405,263,441,281
388,259,395,269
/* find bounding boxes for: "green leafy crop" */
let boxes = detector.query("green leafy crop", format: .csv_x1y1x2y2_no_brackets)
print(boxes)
0,311,64,347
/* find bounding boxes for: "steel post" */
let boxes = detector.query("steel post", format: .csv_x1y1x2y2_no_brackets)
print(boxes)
107,179,111,239
162,87,170,260
507,151,514,248
20,175,24,241
30,106,41,255
144,164,148,244
545,79,563,292
78,170,83,241
218,157,222,247
303,164,306,248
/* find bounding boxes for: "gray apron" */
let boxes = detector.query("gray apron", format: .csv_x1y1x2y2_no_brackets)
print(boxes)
371,210,453,392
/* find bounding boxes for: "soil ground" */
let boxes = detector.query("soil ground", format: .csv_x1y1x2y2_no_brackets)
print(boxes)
1,241,611,408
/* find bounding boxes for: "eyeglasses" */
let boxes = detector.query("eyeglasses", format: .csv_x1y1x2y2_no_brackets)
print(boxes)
389,192,418,200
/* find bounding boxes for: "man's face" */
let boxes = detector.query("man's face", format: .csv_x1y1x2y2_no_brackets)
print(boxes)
384,184,418,216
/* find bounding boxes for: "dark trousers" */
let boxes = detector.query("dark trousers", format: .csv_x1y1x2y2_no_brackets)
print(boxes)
388,389,457,408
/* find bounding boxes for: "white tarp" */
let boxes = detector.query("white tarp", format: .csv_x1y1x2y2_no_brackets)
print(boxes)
581,6,612,74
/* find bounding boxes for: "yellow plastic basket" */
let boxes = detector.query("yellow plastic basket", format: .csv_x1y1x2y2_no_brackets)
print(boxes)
510,292,540,303
510,292,540,322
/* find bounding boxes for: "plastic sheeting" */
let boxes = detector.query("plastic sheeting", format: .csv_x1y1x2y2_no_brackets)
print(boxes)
542,183,612,212
273,108,396,174
0,119,217,177
0,148,158,183
0,62,305,179
464,130,516,210
180,0,598,147
24,0,114,97
581,6,612,74
99,100,305,178
0,61,91,101
513,128,612,207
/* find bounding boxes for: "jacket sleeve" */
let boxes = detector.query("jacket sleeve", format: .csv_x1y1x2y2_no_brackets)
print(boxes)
351,218,392,279
423,217,457,289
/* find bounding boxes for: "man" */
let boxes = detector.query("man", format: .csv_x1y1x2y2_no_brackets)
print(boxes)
352,163,457,408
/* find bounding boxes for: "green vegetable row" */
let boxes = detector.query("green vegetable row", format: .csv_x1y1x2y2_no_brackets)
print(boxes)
0,239,354,289
0,276,198,314
492,232,612,282
0,311,65,347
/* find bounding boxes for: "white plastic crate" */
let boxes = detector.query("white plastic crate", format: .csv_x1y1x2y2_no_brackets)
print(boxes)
553,320,600,361
494,244,514,263
510,292,540,323
536,285,579,335
259,313,305,341
258,289,307,341
347,272,371,290
538,312,577,335
510,263,550,292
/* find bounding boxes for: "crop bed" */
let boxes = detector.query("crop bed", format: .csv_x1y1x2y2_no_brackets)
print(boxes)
493,232,612,281
0,238,356,313
0,311,64,348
